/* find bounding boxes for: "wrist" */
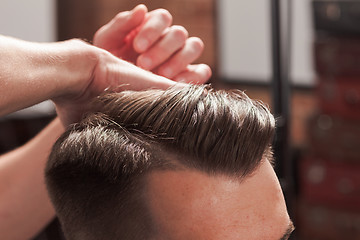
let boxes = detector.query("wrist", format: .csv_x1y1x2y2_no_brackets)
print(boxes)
0,36,100,116
47,39,99,100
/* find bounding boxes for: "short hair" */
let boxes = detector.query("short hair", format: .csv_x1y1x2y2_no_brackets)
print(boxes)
45,84,275,240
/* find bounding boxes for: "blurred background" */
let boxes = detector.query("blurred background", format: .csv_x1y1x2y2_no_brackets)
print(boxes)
0,0,359,239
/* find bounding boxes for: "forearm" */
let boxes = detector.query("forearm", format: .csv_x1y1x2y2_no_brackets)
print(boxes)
0,118,64,240
0,35,97,116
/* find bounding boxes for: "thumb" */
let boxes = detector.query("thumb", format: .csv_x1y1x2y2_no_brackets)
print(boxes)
94,4,147,47
104,55,186,91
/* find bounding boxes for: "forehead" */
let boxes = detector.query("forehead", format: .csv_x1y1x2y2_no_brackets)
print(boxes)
146,160,290,240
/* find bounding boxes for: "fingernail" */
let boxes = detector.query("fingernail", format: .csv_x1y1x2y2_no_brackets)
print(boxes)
139,56,152,70
136,39,149,52
133,4,145,12
131,4,140,12
197,65,211,78
162,68,173,78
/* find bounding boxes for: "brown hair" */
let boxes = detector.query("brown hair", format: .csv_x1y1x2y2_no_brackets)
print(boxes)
45,84,275,240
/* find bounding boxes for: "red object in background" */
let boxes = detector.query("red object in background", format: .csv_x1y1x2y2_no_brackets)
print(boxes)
309,7,360,240
297,200,360,240
299,156,360,211
315,37,360,77
307,114,360,162
317,79,360,120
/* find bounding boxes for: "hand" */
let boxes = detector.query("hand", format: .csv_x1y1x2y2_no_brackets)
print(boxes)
53,41,184,126
93,4,211,84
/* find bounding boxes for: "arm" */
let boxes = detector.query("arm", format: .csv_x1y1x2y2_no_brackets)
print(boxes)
0,35,178,123
0,5,211,121
0,118,64,240
0,36,95,116
0,36,96,116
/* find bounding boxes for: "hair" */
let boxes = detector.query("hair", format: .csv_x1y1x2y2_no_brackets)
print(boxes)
45,84,275,240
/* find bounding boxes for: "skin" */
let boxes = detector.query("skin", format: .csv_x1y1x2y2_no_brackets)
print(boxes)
0,4,211,125
147,160,293,240
0,5,210,239
94,4,209,82
0,119,64,240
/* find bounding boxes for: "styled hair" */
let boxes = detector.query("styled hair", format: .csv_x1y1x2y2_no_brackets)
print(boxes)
45,84,275,240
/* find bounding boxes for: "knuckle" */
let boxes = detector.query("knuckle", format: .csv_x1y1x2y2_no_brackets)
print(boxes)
114,11,129,21
161,60,181,74
171,25,189,41
189,37,204,52
145,25,159,35
93,29,104,43
155,9,173,24
201,64,212,78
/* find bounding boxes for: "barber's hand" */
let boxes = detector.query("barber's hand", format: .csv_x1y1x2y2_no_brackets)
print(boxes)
53,40,185,126
93,4,211,84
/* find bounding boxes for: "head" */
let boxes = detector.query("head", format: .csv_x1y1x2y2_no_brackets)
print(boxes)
45,85,293,240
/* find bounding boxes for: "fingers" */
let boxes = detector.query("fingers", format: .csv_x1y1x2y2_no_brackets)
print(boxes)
136,25,188,70
133,9,173,53
93,5,211,86
173,64,212,84
156,37,205,79
93,4,147,49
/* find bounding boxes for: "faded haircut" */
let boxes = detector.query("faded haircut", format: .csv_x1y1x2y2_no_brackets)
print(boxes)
45,84,275,240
